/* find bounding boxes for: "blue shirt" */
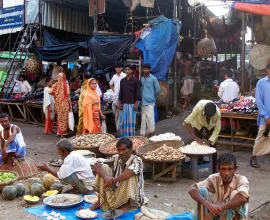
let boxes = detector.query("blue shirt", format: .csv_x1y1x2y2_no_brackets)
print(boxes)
141,74,161,105
256,76,270,126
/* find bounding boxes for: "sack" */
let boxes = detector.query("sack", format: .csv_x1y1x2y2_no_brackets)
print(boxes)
68,112,75,131
101,120,107,133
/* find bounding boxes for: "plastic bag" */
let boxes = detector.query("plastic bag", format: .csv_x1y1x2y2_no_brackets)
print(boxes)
101,120,107,133
69,112,75,131
103,89,114,103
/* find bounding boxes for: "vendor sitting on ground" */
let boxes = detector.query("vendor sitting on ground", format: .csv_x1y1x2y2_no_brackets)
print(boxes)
0,113,26,168
90,138,144,213
189,153,249,220
38,139,94,194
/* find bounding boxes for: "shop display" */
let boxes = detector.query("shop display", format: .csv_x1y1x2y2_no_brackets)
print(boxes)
144,144,185,161
180,141,216,155
76,209,98,219
216,98,258,114
149,133,182,142
70,134,114,149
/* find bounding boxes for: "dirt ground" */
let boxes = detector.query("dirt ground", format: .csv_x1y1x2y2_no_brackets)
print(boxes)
1,112,270,219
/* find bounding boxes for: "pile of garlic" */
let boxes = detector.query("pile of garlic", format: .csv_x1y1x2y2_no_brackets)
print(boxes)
180,141,216,155
70,134,114,149
149,133,182,142
43,211,66,220
144,144,185,161
77,209,98,218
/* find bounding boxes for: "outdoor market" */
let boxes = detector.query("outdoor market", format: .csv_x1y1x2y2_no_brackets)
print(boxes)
0,0,270,220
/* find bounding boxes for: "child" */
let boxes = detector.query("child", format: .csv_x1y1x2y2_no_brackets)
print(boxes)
43,78,55,134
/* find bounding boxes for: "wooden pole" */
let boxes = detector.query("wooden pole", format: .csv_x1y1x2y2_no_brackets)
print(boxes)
173,0,178,107
94,0,98,32
241,12,246,93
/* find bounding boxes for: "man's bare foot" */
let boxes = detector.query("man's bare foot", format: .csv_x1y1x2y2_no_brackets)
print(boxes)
89,200,100,211
118,203,136,213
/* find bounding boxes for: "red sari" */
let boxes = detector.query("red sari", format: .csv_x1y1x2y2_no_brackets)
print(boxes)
50,73,70,136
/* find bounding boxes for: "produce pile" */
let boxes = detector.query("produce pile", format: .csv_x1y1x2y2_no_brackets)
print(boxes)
77,209,98,218
70,134,114,149
43,211,66,220
180,141,216,155
0,171,17,183
51,196,80,205
144,144,185,161
103,138,146,154
216,98,258,114
149,133,182,142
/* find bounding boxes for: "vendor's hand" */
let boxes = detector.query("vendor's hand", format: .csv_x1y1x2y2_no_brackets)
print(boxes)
203,140,211,146
134,103,139,111
104,178,114,189
205,202,222,217
119,104,123,110
37,163,49,172
101,114,106,120
194,137,203,145
266,118,270,126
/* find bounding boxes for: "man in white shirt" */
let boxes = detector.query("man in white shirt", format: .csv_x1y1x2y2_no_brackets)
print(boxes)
38,139,94,194
109,63,126,131
14,75,32,94
218,70,239,103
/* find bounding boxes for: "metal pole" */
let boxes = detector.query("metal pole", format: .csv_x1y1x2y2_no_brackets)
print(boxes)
94,0,98,31
193,9,197,56
173,0,178,107
241,12,246,93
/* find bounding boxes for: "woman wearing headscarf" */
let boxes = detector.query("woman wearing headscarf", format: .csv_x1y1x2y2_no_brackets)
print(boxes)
49,72,71,136
83,78,106,134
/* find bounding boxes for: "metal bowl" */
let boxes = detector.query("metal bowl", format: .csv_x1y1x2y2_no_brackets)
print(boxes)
43,194,83,208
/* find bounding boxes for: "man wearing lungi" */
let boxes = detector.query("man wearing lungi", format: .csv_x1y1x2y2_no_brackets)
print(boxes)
0,113,26,168
250,63,270,168
140,64,161,137
118,65,141,137
189,153,249,220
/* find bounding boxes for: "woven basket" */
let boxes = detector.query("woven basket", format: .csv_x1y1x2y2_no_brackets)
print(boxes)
99,136,149,156
197,38,217,58
70,133,115,154
25,56,42,75
0,170,20,191
249,44,270,70
136,140,185,163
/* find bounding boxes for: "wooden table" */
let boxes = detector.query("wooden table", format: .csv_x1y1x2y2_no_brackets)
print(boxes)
0,101,27,121
218,112,258,152
25,103,44,126
151,161,179,182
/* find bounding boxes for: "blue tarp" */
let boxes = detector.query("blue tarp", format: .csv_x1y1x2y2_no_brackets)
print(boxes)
136,16,181,81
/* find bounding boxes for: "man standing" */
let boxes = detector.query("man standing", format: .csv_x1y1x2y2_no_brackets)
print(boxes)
189,153,249,220
118,65,141,137
184,100,221,170
218,70,240,103
109,63,126,131
250,63,270,168
140,64,161,137
0,113,26,167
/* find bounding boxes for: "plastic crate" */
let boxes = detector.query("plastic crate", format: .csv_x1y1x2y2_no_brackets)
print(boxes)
181,154,213,179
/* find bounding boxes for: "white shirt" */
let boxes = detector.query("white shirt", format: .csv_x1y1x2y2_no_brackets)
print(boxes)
218,78,239,103
14,80,32,94
109,72,126,105
96,84,102,97
57,151,94,182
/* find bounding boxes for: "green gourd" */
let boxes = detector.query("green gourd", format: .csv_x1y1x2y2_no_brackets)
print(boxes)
2,185,17,200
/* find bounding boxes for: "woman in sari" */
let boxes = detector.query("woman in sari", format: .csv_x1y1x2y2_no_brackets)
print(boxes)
49,72,71,137
43,78,55,134
83,78,106,134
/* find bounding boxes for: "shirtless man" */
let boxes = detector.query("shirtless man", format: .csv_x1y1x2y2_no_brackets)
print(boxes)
0,113,26,168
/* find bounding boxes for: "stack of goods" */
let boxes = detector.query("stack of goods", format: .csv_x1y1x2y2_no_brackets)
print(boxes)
144,144,185,161
70,134,114,149
0,93,29,103
149,133,182,142
216,98,258,114
102,138,146,154
26,90,44,105
180,142,216,155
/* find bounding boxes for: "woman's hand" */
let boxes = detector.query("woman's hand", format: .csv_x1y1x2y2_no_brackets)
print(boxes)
104,178,114,189
101,114,106,120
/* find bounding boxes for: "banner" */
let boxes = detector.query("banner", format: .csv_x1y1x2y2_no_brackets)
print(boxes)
0,5,24,30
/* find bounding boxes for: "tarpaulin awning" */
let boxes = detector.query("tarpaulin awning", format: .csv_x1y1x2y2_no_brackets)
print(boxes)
89,33,135,71
232,1,270,16
34,29,88,62
136,16,181,81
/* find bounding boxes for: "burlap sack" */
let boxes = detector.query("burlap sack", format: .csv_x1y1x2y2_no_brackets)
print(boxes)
197,38,217,58
249,44,270,70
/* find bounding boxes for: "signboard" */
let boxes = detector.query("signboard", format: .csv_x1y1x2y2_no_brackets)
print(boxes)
89,0,105,16
0,5,23,30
